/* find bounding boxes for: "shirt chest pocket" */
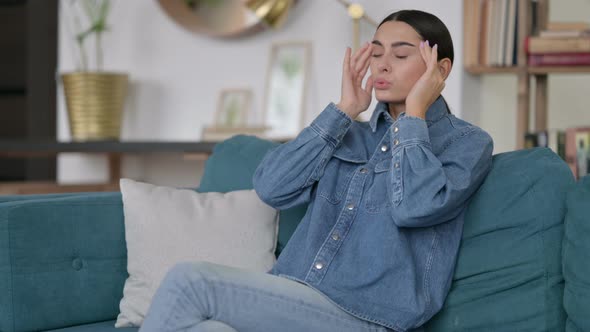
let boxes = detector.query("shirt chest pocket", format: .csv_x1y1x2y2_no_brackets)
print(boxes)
318,154,364,205
365,159,401,214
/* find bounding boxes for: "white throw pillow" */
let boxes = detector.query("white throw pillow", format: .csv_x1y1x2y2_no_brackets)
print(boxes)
115,178,279,327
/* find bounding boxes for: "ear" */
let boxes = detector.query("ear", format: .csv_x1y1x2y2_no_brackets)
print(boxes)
437,58,452,80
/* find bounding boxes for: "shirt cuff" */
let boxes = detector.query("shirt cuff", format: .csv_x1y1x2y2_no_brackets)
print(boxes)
310,103,353,147
391,115,431,149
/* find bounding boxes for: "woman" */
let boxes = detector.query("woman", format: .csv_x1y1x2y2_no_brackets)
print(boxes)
140,9,493,332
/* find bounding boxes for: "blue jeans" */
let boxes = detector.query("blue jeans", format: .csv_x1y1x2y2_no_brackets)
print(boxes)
139,262,392,332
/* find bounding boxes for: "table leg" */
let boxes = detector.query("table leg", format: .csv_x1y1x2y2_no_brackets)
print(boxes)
108,153,121,184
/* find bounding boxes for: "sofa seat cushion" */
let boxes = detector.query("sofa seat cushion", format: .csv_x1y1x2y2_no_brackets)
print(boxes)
198,135,308,255
425,148,575,331
563,175,590,332
46,320,137,332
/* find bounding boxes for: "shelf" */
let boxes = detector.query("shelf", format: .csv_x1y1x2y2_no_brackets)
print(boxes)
0,87,26,95
0,141,219,157
465,66,526,75
528,66,590,74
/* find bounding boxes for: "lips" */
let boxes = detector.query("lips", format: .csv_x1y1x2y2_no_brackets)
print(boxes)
374,79,391,89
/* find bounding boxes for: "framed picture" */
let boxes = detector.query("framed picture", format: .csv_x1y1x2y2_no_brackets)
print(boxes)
215,89,252,128
203,88,267,141
263,41,311,139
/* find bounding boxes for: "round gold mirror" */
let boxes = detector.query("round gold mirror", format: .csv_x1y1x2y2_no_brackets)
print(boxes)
157,0,297,38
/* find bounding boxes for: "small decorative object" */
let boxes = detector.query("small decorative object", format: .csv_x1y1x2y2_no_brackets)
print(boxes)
202,88,268,141
335,0,377,51
61,0,128,141
157,0,297,38
263,41,311,140
576,132,590,178
245,0,296,28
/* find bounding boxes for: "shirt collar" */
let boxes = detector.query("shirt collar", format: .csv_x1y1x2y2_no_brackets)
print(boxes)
369,96,448,132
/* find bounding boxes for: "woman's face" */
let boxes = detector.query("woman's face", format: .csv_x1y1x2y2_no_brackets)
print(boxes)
370,21,427,104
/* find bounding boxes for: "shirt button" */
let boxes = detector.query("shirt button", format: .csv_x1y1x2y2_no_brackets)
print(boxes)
394,126,399,133
360,168,368,174
380,145,388,152
394,139,400,146
346,204,354,211
315,262,324,270
331,233,340,241
394,162,400,168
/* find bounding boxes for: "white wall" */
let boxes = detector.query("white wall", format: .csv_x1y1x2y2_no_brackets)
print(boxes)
475,0,590,153
57,0,465,186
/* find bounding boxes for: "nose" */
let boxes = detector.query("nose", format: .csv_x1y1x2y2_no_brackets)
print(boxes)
375,57,390,73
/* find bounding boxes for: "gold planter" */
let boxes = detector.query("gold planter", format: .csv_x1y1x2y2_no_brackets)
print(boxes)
62,72,128,141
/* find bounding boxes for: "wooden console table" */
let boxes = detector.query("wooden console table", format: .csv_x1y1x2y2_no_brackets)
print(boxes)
0,141,218,194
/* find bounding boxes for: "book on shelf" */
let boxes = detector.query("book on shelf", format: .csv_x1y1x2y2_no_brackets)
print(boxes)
528,53,590,66
524,129,566,160
546,22,590,32
526,36,590,54
504,0,517,66
527,21,590,55
526,21,590,67
565,127,590,179
526,127,590,179
464,0,519,68
539,29,590,38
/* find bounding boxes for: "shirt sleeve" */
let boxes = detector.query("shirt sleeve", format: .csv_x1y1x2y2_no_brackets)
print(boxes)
253,103,352,210
388,115,494,228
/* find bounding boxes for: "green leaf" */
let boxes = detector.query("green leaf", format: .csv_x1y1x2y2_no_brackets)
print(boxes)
98,0,110,23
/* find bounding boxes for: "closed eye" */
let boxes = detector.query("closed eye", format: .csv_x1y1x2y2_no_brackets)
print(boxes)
372,54,383,58
395,55,408,59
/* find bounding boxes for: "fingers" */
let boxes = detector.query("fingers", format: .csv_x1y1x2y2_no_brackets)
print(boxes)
343,47,351,75
419,40,428,65
431,44,439,69
420,41,440,74
348,42,372,87
364,75,374,95
354,42,372,73
357,48,372,81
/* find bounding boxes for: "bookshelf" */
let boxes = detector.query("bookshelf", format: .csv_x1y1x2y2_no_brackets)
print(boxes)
463,0,589,149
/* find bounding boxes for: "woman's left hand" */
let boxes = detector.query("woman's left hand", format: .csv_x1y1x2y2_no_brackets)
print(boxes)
405,41,445,119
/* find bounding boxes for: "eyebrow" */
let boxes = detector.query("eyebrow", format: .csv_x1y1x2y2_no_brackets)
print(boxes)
371,40,416,48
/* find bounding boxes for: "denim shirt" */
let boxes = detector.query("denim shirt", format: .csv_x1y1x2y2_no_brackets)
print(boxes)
253,97,494,331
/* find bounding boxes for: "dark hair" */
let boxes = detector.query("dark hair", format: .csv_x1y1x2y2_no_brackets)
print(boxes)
378,10,454,113
378,10,454,65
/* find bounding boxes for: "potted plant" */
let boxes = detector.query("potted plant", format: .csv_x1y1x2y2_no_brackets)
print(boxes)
62,0,128,141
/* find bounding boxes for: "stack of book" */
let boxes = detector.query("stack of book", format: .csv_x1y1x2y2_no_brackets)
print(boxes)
527,22,590,66
525,127,590,179
464,0,520,68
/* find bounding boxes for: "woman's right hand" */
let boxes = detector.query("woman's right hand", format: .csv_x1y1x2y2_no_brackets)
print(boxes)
336,42,374,119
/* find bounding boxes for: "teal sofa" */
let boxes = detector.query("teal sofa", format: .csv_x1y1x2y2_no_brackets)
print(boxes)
1,135,589,332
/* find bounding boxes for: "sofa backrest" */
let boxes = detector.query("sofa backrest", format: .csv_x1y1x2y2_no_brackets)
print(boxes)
198,135,308,256
202,136,579,330
424,147,575,331
562,175,590,331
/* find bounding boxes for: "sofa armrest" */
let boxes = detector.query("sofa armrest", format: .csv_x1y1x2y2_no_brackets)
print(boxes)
0,192,128,332
0,192,93,204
